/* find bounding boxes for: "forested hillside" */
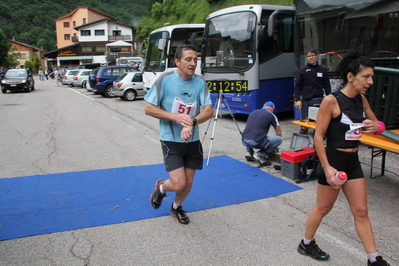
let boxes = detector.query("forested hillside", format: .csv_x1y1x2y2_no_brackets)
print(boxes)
0,0,150,51
0,0,292,52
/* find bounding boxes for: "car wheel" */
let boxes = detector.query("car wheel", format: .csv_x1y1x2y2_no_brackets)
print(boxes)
104,85,114,98
123,89,137,101
2,88,6,94
31,83,35,91
82,80,86,89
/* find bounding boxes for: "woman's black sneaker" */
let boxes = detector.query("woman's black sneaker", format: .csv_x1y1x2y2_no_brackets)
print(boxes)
368,256,390,266
297,239,330,261
150,179,165,209
170,204,189,224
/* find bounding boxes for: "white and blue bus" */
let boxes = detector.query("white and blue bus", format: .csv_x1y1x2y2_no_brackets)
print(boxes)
201,5,295,114
143,24,205,91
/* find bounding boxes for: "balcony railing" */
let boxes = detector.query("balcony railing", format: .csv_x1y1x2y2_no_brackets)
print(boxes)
108,35,132,42
106,52,133,60
71,36,79,42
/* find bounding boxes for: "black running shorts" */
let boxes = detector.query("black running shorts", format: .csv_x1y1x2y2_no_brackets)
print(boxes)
161,140,203,172
317,146,364,186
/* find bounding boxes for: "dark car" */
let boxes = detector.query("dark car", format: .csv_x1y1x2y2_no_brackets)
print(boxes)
1,69,35,93
88,66,137,97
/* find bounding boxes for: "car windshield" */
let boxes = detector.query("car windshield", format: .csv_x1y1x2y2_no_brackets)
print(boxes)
5,71,27,78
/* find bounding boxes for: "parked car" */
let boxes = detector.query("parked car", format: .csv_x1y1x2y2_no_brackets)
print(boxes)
72,69,92,88
63,69,80,86
112,71,145,101
1,69,35,93
78,63,103,69
88,66,137,97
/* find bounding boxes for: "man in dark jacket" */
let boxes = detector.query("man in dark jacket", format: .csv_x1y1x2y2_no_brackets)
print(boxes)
295,49,331,134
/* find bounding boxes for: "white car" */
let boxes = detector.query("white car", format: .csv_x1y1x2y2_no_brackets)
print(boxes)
63,69,79,86
111,71,145,101
72,69,92,88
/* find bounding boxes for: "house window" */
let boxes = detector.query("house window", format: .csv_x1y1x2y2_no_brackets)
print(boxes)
82,46,92,52
73,21,76,27
20,46,24,50
81,30,91,36
113,30,122,36
95,30,105,36
20,53,26,59
83,18,86,24
63,22,70,27
95,46,106,52
64,34,70,40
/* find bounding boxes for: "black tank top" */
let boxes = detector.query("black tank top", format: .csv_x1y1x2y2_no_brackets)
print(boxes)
325,90,366,149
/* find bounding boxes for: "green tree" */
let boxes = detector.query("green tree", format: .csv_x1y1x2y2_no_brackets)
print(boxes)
24,60,34,72
3,46,20,69
33,55,41,73
0,28,9,67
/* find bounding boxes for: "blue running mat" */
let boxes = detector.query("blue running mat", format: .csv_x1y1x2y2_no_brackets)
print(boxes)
0,155,302,240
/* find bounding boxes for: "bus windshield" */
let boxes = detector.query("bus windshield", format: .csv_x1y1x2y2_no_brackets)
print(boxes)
202,11,257,73
294,0,399,72
144,31,169,72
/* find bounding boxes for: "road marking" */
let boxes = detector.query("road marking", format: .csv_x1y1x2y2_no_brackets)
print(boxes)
67,87,95,101
144,135,159,144
111,116,121,121
127,125,137,131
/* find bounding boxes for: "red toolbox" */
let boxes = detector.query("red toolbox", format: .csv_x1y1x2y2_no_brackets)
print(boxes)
280,147,315,163
280,147,315,180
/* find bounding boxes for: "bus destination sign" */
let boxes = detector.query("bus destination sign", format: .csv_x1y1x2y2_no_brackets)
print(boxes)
206,80,248,93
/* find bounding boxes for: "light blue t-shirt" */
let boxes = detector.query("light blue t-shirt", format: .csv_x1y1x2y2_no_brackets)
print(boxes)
144,70,212,143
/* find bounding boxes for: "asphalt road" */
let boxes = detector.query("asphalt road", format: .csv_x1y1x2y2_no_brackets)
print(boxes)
0,77,398,265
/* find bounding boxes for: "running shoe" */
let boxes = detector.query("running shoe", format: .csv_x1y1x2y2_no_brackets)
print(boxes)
297,239,330,261
170,204,189,224
245,151,254,161
368,256,390,266
254,152,271,166
150,178,165,209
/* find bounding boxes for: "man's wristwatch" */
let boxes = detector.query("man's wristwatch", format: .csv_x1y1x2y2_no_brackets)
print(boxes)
191,117,197,126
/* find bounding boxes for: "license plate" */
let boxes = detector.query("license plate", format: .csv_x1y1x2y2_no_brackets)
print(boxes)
206,80,248,93
10,84,16,87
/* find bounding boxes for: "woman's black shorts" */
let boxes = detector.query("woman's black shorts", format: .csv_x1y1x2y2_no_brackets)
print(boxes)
317,147,364,186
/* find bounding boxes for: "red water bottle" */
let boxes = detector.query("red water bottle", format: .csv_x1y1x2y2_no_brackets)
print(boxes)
333,171,347,187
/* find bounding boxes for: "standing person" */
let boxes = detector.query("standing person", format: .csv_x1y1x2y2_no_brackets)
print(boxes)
241,101,282,166
295,49,331,134
144,44,213,225
54,68,61,86
0,67,5,80
297,51,390,266
44,68,49,80
38,68,45,81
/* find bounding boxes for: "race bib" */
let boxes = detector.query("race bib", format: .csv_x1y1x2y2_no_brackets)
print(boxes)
171,97,197,116
345,123,365,140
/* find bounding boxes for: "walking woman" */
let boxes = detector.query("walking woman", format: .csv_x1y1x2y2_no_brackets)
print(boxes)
297,51,390,266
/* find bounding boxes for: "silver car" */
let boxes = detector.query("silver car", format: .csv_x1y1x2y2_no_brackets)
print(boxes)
72,69,92,88
112,71,145,101
63,69,79,86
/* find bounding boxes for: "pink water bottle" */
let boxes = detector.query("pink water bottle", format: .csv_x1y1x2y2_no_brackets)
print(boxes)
333,171,347,187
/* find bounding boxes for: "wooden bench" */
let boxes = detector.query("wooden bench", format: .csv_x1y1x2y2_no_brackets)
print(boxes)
292,120,399,178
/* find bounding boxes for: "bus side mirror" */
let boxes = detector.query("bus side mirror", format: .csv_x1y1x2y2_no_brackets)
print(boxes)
158,38,167,51
268,10,294,37
258,25,266,42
